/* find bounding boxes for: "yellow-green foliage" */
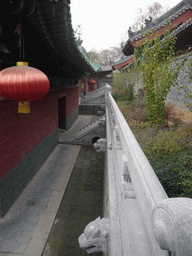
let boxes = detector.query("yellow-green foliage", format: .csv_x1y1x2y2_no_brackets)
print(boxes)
134,27,186,125
117,101,192,198
130,121,192,197
113,69,135,101
113,70,127,89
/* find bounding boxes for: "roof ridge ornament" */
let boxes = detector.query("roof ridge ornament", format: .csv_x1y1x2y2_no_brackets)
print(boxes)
144,16,153,28
128,27,134,38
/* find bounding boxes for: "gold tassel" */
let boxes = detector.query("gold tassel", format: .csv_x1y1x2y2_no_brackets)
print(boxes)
18,101,30,113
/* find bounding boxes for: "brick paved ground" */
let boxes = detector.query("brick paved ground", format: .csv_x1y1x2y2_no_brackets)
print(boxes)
0,145,81,256
42,145,104,256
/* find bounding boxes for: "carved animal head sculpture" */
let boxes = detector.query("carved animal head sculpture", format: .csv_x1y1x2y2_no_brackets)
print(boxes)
105,83,112,93
94,138,107,152
97,117,106,127
78,217,108,254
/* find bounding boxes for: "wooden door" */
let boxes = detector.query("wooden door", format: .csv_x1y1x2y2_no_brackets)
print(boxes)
58,96,66,129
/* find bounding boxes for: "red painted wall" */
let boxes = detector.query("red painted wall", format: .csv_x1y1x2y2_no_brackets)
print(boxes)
0,92,58,180
0,86,79,181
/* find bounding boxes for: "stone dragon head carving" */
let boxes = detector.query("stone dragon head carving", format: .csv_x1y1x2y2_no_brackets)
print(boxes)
94,138,107,153
78,217,108,254
97,116,106,127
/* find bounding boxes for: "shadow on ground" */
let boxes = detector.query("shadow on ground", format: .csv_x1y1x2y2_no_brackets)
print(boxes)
42,145,104,256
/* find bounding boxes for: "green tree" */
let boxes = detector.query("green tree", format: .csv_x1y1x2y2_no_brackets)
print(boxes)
134,28,186,125
84,50,101,65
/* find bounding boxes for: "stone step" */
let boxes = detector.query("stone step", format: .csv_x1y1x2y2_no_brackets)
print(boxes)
75,115,105,140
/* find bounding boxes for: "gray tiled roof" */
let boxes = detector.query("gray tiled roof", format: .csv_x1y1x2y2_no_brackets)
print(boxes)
111,54,134,66
170,17,192,37
123,0,192,55
99,65,113,72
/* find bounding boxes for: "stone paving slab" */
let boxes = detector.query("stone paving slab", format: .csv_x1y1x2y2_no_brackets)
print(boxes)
0,144,81,256
42,145,104,256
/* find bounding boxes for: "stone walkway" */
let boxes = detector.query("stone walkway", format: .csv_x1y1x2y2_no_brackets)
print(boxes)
42,146,104,256
0,145,81,256
0,115,104,256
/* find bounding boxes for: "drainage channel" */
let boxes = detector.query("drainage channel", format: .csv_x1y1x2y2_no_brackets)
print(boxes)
42,145,104,256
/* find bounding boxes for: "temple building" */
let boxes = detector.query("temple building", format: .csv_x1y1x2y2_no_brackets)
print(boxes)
111,0,192,109
0,0,99,218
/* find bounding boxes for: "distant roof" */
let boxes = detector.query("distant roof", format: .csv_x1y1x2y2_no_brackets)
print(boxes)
90,63,101,72
123,0,192,55
99,64,113,72
111,55,134,69
112,16,192,69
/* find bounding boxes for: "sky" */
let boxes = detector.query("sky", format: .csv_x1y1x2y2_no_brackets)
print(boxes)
70,0,182,52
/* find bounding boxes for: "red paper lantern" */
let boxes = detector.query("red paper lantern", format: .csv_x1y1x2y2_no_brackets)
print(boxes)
88,79,96,86
0,62,50,113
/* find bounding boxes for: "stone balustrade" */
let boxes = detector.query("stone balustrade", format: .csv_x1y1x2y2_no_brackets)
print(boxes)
78,85,192,256
104,90,192,256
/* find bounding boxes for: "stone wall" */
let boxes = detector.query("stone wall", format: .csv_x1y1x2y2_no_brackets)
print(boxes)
166,52,192,110
121,52,192,111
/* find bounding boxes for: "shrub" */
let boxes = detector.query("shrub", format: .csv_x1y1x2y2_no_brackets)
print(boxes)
151,152,192,197
125,116,192,197
126,83,134,102
117,94,192,198
112,84,135,102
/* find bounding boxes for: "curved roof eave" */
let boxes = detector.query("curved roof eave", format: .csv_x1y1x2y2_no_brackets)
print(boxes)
28,0,98,75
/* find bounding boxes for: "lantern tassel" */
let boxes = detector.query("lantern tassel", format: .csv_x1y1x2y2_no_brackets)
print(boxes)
18,101,30,113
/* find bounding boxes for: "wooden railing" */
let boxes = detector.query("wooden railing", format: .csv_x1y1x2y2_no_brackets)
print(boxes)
105,90,192,256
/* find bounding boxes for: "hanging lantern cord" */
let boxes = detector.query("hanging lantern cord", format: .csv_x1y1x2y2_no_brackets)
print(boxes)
22,33,25,62
50,0,60,16
14,23,25,62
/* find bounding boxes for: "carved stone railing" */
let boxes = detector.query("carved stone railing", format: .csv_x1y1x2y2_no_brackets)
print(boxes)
81,83,112,104
104,91,192,256
78,86,192,255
